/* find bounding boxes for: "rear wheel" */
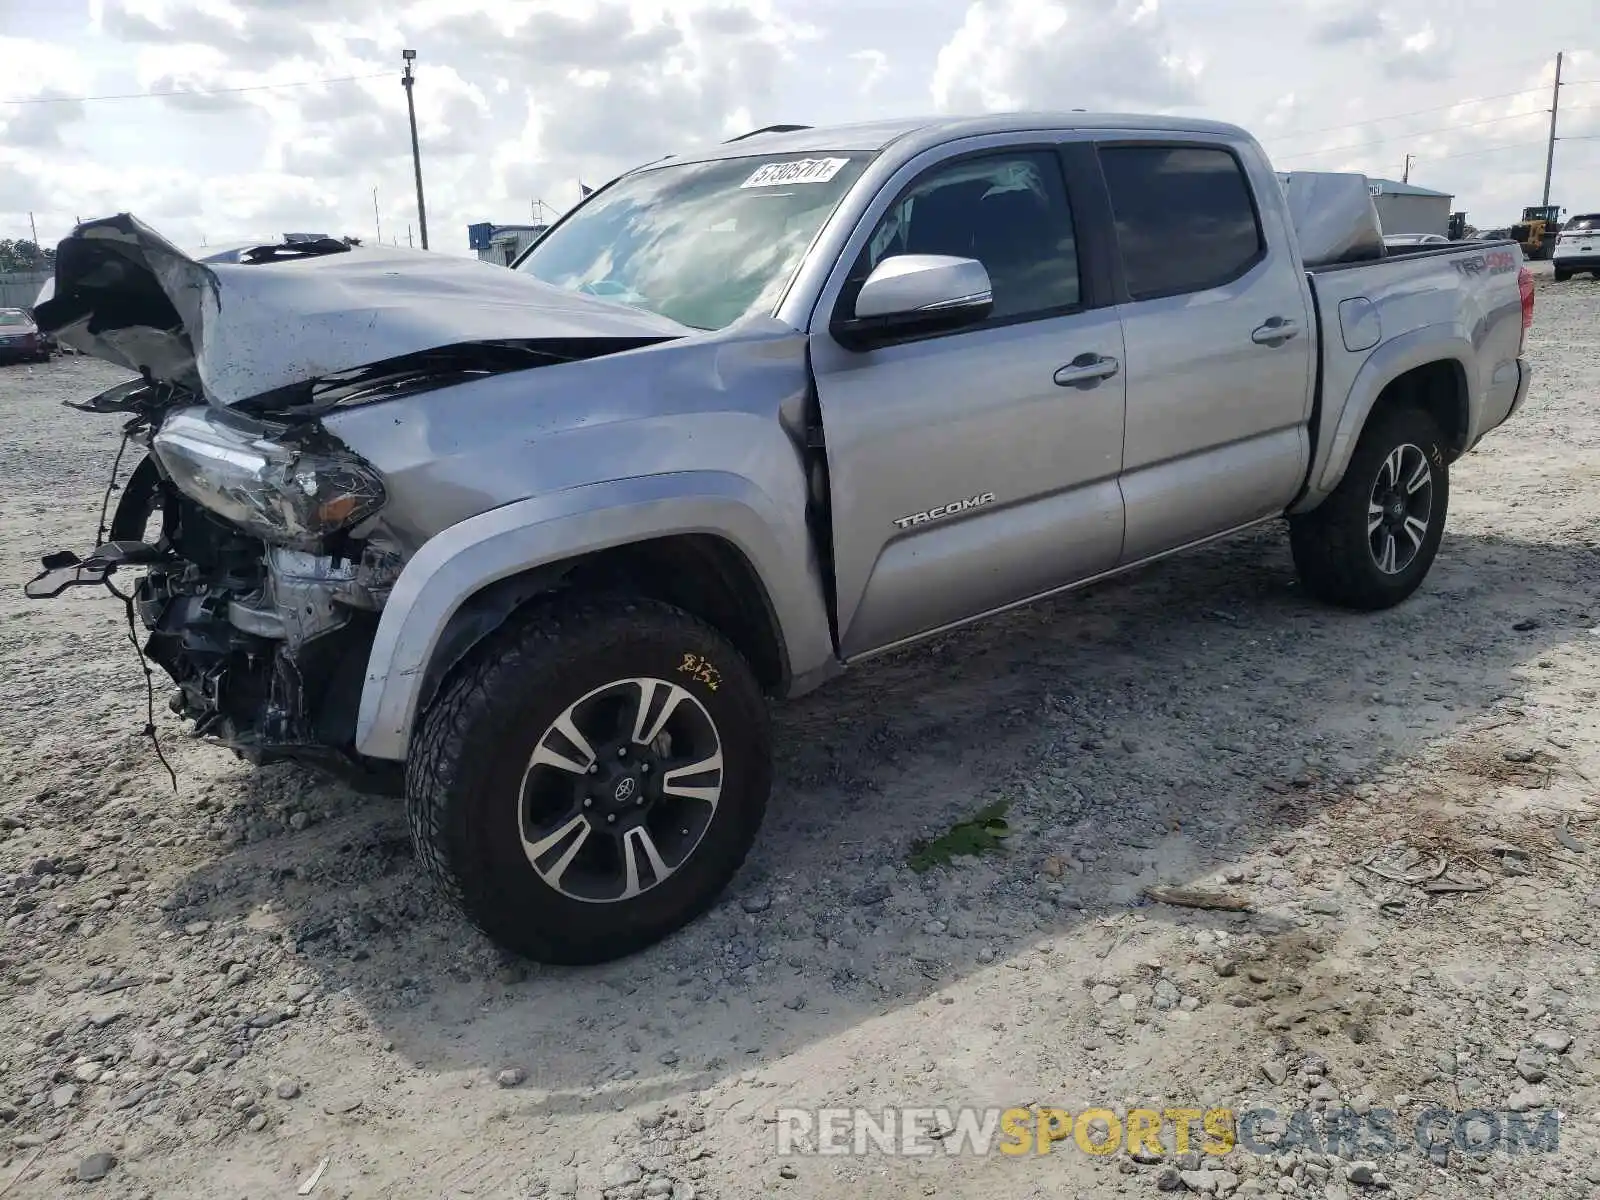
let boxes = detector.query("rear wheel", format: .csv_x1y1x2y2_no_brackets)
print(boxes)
1289,405,1449,610
406,594,771,964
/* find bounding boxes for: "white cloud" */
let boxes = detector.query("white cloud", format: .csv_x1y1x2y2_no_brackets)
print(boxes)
0,0,1596,254
102,0,326,69
1,93,88,149
1310,6,1383,46
931,0,1201,114
851,49,889,96
1303,1,1454,80
0,37,96,154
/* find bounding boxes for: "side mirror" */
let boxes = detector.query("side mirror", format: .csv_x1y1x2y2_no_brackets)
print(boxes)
831,254,993,350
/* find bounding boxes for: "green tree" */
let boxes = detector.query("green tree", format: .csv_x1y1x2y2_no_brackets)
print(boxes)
0,240,54,272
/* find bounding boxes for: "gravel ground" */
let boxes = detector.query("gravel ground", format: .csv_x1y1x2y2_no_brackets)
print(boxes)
2,268,1598,1200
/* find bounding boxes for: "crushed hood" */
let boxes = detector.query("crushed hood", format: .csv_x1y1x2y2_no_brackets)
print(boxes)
34,214,689,407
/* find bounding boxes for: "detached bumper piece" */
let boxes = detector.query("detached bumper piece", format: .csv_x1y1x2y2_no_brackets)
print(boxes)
24,541,167,599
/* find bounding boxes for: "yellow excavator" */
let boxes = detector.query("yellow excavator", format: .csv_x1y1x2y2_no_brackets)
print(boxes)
1510,205,1563,260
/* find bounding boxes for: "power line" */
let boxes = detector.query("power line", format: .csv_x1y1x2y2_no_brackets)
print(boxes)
1267,87,1548,142
1261,52,1600,145
1262,48,1576,142
0,72,387,106
1427,139,1548,162
1361,133,1600,171
1274,105,1600,161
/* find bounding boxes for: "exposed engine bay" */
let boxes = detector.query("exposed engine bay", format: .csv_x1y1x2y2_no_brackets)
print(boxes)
27,379,405,791
136,506,399,771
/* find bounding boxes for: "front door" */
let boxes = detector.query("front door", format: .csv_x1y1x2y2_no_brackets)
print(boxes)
809,144,1127,659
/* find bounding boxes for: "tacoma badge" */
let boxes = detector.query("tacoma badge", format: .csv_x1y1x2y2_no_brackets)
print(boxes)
893,491,997,530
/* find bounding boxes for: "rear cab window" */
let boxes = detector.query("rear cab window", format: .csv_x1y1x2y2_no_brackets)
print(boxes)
1096,144,1265,300
1566,215,1600,233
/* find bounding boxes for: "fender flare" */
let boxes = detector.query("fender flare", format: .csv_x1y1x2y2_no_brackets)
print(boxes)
1304,324,1476,505
353,471,829,762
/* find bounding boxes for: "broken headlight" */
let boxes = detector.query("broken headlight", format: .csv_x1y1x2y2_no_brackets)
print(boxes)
151,407,385,550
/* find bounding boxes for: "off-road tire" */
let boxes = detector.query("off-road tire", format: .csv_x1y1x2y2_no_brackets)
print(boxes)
1289,405,1449,611
406,594,771,964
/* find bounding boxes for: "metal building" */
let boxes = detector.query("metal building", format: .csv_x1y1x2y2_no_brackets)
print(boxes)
467,223,549,267
1367,179,1454,237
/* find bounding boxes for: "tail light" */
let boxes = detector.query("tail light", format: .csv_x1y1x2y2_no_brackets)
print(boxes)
1518,266,1534,352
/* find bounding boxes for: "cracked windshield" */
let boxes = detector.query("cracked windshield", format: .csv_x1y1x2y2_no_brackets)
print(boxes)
516,153,870,330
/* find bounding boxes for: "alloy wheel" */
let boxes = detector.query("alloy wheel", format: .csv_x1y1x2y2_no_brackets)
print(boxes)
518,678,724,903
1368,442,1434,575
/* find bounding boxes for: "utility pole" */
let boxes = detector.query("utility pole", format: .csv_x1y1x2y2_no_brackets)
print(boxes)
1543,50,1563,207
373,187,382,244
407,224,414,248
28,211,39,251
401,49,429,250
1402,155,1414,184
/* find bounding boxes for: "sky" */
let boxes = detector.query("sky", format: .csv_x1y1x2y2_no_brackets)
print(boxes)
0,0,1596,257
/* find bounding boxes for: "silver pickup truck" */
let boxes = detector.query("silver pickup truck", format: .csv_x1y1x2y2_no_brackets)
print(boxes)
29,113,1533,964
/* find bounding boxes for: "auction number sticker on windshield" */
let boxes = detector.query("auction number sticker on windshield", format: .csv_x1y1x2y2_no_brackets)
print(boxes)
740,158,849,188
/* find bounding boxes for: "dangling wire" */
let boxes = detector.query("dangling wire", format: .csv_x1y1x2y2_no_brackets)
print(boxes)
106,574,178,792
92,423,179,793
94,429,131,546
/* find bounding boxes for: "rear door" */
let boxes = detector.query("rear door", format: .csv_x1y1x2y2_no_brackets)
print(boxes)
808,138,1127,658
1097,140,1315,562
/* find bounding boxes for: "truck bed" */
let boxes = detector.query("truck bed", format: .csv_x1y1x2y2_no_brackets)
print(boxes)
1295,237,1528,514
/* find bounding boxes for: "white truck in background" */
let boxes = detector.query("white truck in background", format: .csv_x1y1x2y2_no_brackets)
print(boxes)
1554,213,1600,280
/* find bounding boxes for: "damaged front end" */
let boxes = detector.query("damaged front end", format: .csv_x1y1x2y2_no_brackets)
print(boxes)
27,214,690,788
28,381,404,792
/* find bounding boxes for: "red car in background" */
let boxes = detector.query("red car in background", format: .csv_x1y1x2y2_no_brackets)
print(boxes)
0,308,50,364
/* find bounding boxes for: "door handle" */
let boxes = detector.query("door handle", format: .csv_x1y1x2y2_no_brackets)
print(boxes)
1251,317,1300,346
1053,354,1121,388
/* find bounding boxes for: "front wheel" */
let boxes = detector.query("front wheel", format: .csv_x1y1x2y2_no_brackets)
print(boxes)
1554,267,1572,282
1289,405,1449,611
406,595,771,964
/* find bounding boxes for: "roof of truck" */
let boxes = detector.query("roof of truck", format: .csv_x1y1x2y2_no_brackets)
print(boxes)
657,112,1254,167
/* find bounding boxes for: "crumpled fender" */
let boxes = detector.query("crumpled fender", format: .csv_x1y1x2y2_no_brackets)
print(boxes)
353,471,834,762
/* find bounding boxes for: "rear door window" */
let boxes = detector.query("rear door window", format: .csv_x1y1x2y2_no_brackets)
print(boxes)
1097,145,1264,300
